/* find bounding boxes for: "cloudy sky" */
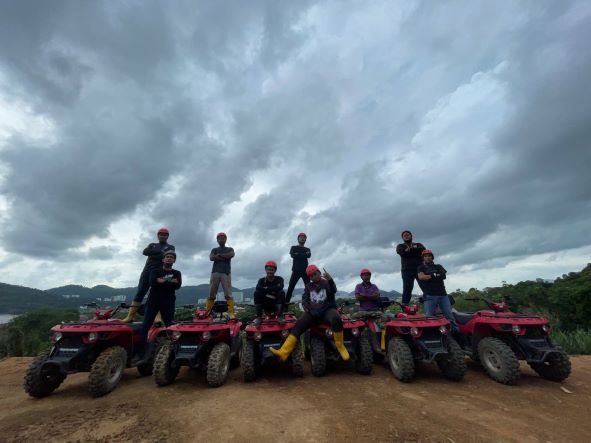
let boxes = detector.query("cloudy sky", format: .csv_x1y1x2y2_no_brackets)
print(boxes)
0,1,590,294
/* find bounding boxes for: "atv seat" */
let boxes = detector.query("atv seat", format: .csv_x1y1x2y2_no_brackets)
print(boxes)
213,301,228,313
452,310,474,325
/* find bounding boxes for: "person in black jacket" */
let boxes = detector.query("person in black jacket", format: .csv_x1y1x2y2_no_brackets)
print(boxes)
270,265,349,362
253,260,285,326
124,227,175,322
417,249,457,332
396,230,425,304
285,233,311,303
135,250,182,360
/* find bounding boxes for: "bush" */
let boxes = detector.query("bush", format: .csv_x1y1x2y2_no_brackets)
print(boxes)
551,329,591,355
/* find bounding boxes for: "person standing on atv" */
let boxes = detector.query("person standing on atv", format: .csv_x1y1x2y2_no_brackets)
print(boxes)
352,268,382,319
123,227,175,322
270,265,350,362
396,230,425,305
285,233,311,304
208,232,236,319
253,260,286,326
136,250,182,359
417,249,458,332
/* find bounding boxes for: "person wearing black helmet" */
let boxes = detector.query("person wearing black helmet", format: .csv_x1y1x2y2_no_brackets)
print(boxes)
135,250,182,360
395,230,425,304
123,227,175,322
285,232,311,303
253,260,286,326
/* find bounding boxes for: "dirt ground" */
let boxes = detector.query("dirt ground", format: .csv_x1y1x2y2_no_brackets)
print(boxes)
0,356,590,443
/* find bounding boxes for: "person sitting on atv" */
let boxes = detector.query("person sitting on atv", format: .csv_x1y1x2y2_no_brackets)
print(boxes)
253,260,286,326
417,249,458,333
270,265,350,362
136,250,182,360
352,268,381,319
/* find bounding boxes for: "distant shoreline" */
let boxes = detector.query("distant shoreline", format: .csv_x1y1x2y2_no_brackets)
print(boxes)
0,314,17,324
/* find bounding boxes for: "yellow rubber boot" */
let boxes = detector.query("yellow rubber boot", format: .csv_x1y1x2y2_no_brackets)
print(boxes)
153,311,163,325
227,299,235,319
333,331,350,361
381,329,387,352
205,298,215,313
270,334,298,362
122,301,141,323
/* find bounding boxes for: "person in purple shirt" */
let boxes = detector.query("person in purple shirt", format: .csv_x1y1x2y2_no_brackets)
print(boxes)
353,268,382,319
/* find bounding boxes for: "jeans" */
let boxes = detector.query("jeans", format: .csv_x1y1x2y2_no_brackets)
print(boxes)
291,308,342,337
138,297,175,355
423,294,458,333
285,270,310,303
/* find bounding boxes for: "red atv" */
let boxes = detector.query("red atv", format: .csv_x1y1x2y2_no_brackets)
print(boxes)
454,297,571,384
153,301,241,387
303,306,373,377
241,307,304,382
24,303,166,398
373,301,466,382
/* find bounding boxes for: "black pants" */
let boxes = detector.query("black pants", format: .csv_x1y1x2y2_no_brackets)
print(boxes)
133,269,153,303
138,296,175,354
401,270,421,304
254,292,286,317
285,270,310,303
291,308,342,337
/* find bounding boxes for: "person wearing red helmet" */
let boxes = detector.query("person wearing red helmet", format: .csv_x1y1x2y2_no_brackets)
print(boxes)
417,249,458,332
396,230,426,304
208,232,236,318
271,265,350,362
353,268,381,317
252,260,286,326
285,232,311,304
123,227,175,323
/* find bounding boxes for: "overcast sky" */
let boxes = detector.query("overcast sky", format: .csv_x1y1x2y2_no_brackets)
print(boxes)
0,1,590,294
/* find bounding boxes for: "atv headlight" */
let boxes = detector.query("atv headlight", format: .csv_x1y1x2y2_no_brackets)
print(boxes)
52,331,63,343
281,329,290,339
254,331,263,341
511,325,521,334
439,325,449,335
542,324,550,334
325,328,333,338
410,327,419,337
351,328,360,337
172,331,182,341
201,331,211,341
88,332,98,343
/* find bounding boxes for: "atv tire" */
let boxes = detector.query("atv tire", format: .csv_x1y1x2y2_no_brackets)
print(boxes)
478,337,520,385
89,346,127,397
355,332,373,375
387,337,415,382
23,351,66,398
310,336,327,377
154,342,180,386
241,339,258,382
137,336,167,376
291,339,305,378
437,337,467,381
529,349,571,382
207,342,231,387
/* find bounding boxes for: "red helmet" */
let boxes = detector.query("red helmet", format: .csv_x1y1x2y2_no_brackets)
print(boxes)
306,264,320,277
216,232,227,238
422,249,434,257
157,227,169,235
298,232,307,238
264,260,277,270
360,268,371,276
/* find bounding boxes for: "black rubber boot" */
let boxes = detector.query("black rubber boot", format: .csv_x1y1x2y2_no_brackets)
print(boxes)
253,304,263,326
276,304,286,324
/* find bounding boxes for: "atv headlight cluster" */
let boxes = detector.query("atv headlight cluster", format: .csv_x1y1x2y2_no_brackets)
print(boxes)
351,328,360,337
172,331,182,341
88,332,98,343
52,332,63,343
511,325,521,334
201,331,211,341
438,325,449,335
410,327,419,337
254,331,263,341
325,329,333,338
542,324,550,334
281,329,290,339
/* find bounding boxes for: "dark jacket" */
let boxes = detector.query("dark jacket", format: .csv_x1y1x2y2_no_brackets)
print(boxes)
290,245,311,272
148,268,182,301
253,276,285,305
143,242,175,271
302,278,337,316
417,263,447,296
396,242,425,272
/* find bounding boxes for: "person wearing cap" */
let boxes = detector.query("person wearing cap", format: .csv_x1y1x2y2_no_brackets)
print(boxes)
123,227,175,322
417,249,458,332
270,265,350,362
252,261,286,326
208,232,236,318
285,232,311,304
395,230,426,304
135,250,182,361
352,268,382,319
